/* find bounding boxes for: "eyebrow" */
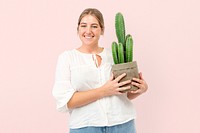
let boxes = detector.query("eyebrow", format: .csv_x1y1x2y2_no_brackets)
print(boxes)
80,22,99,25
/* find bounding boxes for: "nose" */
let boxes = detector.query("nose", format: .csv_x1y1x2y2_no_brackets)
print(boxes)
86,27,92,33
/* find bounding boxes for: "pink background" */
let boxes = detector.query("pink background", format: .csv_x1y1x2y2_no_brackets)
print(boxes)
0,0,200,133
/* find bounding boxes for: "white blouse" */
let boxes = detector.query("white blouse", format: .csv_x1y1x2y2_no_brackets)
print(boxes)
52,48,136,129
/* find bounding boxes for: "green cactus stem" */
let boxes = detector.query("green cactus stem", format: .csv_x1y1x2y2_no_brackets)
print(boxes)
112,12,134,64
115,12,126,47
124,34,131,62
125,35,133,62
125,34,131,42
112,41,119,64
118,43,125,63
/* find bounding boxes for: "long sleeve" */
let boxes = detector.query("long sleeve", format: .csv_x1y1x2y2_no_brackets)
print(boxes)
52,52,76,112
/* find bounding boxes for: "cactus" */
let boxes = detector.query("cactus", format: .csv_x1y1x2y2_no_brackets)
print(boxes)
118,43,125,63
125,34,131,42
112,41,119,64
112,12,134,64
115,13,126,47
126,35,133,62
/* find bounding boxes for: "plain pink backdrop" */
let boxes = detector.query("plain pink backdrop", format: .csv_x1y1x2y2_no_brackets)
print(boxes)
0,0,200,133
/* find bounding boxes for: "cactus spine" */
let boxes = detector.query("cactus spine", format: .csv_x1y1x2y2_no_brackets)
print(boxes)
112,12,134,64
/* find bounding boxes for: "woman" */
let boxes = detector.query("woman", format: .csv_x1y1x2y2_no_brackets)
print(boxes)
52,8,148,133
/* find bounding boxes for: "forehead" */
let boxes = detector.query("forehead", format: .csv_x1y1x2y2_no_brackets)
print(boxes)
80,15,99,25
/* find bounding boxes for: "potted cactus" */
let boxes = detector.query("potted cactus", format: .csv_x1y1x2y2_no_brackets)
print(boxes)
111,12,139,92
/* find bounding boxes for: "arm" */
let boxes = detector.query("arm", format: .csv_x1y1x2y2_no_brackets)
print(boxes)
67,73,132,109
53,53,131,111
127,72,148,100
67,88,103,109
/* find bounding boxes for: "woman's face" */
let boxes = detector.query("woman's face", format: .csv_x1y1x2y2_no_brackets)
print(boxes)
78,15,102,46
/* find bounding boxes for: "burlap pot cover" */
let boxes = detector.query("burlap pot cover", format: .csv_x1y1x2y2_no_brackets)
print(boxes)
111,61,139,93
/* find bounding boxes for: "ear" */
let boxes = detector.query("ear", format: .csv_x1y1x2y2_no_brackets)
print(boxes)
77,27,79,32
101,30,104,35
100,27,104,35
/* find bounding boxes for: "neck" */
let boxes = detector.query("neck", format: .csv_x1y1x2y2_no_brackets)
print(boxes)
77,45,103,54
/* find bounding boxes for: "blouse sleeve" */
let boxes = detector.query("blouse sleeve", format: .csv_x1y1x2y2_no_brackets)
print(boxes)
52,52,76,113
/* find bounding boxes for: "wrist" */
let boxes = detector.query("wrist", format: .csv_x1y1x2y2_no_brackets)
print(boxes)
96,86,106,98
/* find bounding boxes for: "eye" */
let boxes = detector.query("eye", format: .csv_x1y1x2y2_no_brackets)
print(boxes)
91,25,98,28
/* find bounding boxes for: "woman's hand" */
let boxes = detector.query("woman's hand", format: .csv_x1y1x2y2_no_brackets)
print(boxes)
127,72,148,100
67,73,132,109
100,73,132,97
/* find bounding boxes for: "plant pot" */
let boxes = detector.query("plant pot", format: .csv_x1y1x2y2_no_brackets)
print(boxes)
111,61,139,93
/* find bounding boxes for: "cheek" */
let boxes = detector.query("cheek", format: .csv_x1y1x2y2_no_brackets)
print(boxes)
98,29,103,35
77,26,84,33
78,30,84,36
97,32,102,37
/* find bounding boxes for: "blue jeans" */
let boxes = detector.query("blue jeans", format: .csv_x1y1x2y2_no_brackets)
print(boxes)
70,120,136,133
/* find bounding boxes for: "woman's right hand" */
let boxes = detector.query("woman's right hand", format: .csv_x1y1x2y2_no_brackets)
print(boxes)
100,73,131,97
67,73,131,109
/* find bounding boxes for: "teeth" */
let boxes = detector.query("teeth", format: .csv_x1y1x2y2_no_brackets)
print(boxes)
85,36,92,38
84,35,94,38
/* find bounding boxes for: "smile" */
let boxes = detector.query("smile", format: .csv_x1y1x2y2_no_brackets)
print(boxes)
84,35,94,39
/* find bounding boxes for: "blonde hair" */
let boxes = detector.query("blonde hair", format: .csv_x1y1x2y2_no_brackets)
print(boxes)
77,8,105,35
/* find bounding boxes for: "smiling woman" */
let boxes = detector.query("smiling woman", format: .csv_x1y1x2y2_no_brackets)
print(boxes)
52,8,148,133
77,15,102,47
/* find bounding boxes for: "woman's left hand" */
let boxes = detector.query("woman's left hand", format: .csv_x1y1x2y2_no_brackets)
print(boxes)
130,72,148,94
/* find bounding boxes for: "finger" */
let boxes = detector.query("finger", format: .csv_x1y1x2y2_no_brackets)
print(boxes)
130,89,140,94
118,80,131,87
117,86,131,92
131,81,141,88
139,72,144,80
132,77,142,84
115,73,126,82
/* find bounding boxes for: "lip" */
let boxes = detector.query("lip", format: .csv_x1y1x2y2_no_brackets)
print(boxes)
84,35,94,39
